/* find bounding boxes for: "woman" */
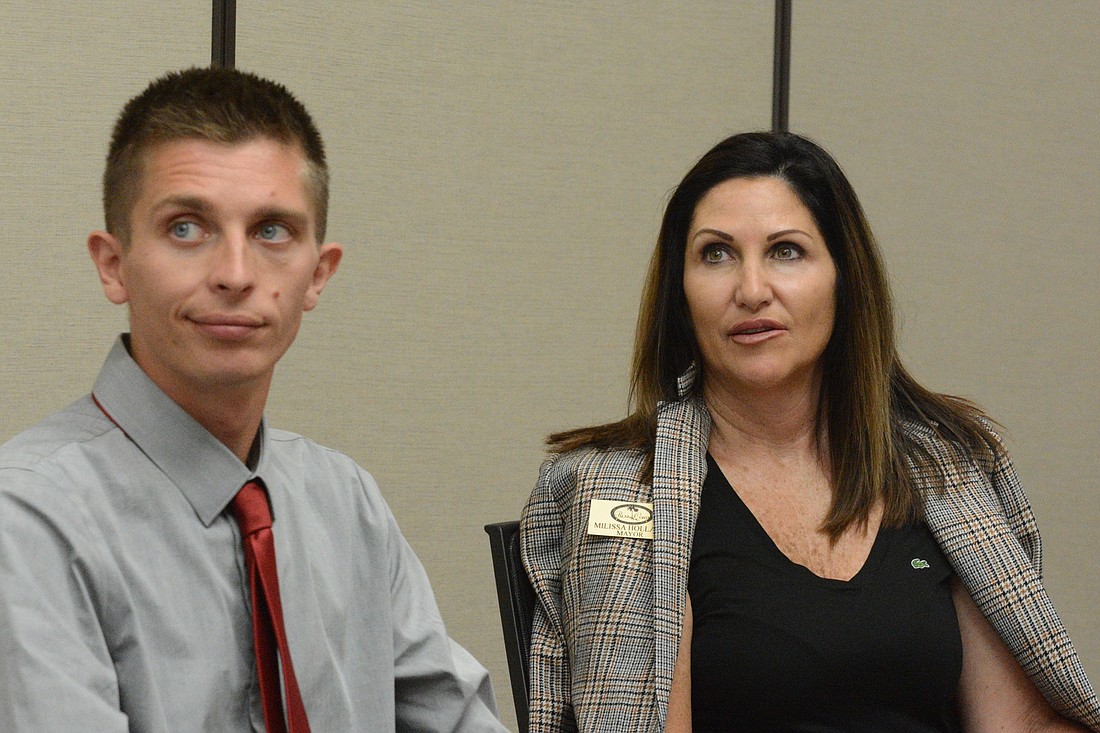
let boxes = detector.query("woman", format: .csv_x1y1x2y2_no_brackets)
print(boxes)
520,132,1099,732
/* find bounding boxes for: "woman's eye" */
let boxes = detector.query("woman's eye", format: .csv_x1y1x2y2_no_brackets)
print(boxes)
170,221,202,242
773,243,801,260
256,223,291,242
702,245,728,263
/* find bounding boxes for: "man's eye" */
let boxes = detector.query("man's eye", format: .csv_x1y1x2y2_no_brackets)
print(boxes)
256,223,291,242
170,221,202,241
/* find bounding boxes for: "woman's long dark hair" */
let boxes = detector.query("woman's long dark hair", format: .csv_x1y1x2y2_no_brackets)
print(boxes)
550,132,998,537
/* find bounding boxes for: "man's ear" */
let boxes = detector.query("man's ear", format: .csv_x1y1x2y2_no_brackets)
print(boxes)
303,242,343,311
88,231,130,305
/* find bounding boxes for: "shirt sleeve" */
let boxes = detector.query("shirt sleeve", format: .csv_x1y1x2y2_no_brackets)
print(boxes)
0,469,130,732
384,504,509,732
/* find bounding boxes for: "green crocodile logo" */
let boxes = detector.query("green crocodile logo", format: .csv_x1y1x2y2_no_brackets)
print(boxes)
911,558,930,569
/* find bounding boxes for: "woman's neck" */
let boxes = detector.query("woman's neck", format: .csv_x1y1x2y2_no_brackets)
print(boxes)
703,376,824,461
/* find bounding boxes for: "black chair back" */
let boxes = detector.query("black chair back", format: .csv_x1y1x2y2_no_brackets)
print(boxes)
484,520,535,733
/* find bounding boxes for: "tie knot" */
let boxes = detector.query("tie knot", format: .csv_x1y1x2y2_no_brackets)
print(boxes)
231,480,272,535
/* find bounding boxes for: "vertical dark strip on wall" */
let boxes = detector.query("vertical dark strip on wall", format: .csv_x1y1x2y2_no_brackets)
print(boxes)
212,0,237,68
772,0,792,132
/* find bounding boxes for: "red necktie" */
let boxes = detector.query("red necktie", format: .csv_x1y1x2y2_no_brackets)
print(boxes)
232,481,311,733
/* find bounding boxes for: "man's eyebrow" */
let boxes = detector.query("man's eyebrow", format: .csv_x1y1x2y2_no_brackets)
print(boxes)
253,206,309,226
150,195,214,216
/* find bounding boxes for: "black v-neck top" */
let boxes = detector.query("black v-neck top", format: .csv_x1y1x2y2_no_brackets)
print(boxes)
688,454,963,732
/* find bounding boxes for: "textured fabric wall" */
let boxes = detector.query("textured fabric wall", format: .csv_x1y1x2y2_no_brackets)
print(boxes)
0,3,210,435
791,0,1100,687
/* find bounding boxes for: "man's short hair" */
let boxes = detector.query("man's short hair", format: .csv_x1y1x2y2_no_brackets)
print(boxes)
103,66,329,244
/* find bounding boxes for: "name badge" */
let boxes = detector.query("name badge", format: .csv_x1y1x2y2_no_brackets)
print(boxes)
587,499,654,540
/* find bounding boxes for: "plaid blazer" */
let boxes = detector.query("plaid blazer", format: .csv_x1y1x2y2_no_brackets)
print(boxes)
521,385,1100,732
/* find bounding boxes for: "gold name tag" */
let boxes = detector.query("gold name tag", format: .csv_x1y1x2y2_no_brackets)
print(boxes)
587,499,654,540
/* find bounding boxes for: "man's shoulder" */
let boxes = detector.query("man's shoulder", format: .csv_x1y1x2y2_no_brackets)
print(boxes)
0,396,118,540
263,426,385,499
264,426,363,470
0,395,110,474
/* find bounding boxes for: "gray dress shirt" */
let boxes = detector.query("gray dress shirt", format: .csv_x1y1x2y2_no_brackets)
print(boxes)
0,337,506,732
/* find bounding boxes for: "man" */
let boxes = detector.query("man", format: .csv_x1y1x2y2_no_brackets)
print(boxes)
0,67,506,732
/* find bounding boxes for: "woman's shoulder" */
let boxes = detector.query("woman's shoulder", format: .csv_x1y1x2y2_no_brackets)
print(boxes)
898,410,1002,437
898,412,1006,471
543,444,647,478
525,446,652,528
536,445,649,501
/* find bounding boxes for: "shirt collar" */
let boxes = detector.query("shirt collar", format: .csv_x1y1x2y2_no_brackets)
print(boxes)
91,335,262,527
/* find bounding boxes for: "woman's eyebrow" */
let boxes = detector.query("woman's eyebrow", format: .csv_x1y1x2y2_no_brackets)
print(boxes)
767,228,811,241
690,228,733,242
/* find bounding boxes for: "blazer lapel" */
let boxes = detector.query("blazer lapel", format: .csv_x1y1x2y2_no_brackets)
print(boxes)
650,395,709,724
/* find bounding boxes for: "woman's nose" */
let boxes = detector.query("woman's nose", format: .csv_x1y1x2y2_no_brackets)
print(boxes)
734,262,771,310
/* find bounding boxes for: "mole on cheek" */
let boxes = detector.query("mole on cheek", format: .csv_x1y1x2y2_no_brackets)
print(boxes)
273,290,281,299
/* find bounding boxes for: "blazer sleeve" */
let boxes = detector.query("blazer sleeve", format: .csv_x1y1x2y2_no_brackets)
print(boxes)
924,428,1100,730
521,454,578,733
990,442,1100,729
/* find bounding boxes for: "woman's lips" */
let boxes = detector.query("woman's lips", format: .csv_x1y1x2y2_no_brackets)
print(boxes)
729,318,785,344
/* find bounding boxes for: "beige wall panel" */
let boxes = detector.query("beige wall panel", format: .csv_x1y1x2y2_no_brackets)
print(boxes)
792,1,1100,685
0,3,210,438
237,2,772,726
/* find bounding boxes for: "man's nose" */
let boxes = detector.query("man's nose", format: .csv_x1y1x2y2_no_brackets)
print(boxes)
208,234,256,294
